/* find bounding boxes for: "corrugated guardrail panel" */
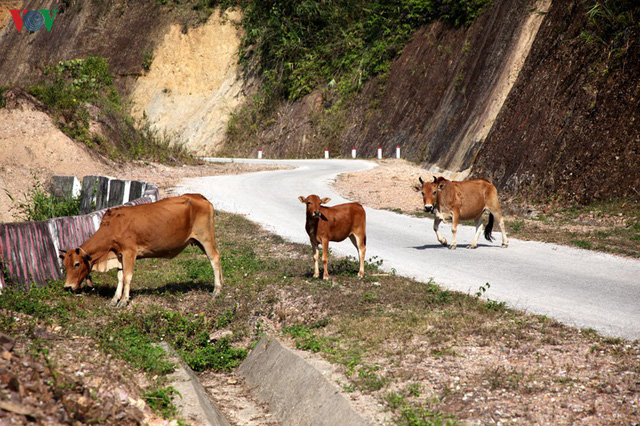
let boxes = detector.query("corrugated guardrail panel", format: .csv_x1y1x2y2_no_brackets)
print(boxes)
0,221,61,289
49,214,101,252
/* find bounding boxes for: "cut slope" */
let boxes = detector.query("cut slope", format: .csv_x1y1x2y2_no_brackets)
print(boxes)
130,10,245,156
0,91,113,222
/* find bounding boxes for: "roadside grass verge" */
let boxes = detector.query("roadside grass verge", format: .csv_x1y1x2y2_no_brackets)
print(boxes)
0,211,638,423
504,198,640,258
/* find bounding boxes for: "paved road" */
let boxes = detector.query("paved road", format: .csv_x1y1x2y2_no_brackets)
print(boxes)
177,159,640,340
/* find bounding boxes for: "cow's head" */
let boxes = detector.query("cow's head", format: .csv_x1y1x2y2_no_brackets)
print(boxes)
59,248,93,291
298,195,330,219
413,176,447,213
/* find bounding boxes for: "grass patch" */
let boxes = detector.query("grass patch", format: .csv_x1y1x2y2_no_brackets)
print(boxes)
5,175,79,221
144,386,181,418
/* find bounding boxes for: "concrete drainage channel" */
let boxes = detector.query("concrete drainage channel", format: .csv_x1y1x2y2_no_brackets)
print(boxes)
165,336,371,425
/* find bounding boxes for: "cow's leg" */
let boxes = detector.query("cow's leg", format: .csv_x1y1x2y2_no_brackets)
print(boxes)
349,234,366,278
468,217,484,249
433,217,447,246
311,241,320,278
116,251,136,308
487,200,509,248
497,213,509,248
449,212,459,250
110,256,125,307
198,239,224,296
321,239,331,280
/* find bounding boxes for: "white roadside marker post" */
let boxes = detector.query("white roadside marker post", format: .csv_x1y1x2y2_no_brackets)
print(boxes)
396,145,401,159
324,148,329,159
377,146,382,160
352,147,356,159
258,148,263,159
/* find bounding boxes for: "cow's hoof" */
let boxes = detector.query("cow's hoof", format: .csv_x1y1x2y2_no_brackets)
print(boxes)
448,244,457,250
467,244,477,249
313,274,320,279
502,243,509,248
115,299,129,309
439,239,448,246
323,275,331,281
110,298,119,307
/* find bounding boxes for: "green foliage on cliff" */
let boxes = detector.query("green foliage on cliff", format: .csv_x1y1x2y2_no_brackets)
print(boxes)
223,0,490,152
236,0,491,102
582,0,639,66
28,56,191,164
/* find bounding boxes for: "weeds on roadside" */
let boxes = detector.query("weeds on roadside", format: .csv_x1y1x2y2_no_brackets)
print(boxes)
5,176,80,221
144,386,181,418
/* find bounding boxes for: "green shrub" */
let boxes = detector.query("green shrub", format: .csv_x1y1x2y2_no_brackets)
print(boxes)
5,177,80,221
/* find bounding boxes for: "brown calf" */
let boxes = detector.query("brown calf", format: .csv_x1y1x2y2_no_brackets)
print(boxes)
60,194,223,307
414,176,508,249
298,195,367,279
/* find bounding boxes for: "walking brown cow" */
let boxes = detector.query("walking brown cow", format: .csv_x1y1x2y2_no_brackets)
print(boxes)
298,195,367,280
59,194,223,307
414,176,508,249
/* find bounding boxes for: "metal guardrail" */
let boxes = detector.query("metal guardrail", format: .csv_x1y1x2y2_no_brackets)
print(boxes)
0,176,159,290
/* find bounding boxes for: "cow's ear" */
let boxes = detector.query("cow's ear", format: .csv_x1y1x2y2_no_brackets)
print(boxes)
298,196,306,203
433,176,437,183
75,248,81,255
419,176,424,185
59,254,65,260
84,254,92,262
438,183,446,190
412,185,422,192
320,197,331,204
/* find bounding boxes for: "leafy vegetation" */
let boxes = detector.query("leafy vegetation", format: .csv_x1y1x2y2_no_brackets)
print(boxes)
224,0,491,151
143,386,181,418
5,176,80,221
28,56,191,164
581,0,639,67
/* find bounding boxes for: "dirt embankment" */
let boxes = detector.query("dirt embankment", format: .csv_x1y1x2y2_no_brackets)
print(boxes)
130,10,245,156
472,1,640,204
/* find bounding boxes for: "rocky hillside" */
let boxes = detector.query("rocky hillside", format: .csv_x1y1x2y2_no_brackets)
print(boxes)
473,1,640,203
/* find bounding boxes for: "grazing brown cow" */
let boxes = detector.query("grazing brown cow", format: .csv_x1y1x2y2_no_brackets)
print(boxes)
59,194,223,307
414,176,508,249
298,195,367,280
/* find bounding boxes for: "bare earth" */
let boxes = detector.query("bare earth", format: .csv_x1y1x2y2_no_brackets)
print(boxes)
333,159,433,215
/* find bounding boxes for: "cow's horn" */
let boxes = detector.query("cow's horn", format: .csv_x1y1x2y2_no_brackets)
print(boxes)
433,176,437,183
75,248,81,255
58,249,67,254
419,176,424,185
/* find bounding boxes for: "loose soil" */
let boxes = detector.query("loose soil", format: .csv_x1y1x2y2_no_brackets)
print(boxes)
334,159,640,258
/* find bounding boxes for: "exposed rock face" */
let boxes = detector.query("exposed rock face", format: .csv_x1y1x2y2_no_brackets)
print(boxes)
473,1,640,203
130,10,245,155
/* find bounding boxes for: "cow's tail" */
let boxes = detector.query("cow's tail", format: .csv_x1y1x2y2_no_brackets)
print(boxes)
484,212,495,242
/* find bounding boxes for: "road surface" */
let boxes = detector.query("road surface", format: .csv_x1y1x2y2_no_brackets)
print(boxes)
176,158,640,340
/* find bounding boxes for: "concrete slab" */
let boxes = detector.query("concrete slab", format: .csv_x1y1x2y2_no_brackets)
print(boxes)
160,342,230,426
239,336,369,426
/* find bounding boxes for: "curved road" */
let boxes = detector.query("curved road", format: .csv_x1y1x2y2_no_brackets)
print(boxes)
177,159,640,340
